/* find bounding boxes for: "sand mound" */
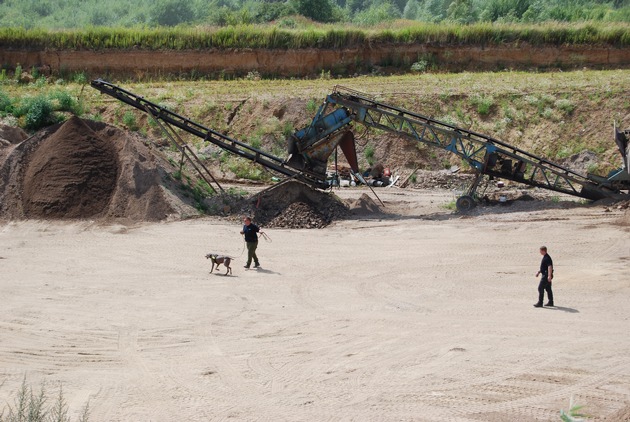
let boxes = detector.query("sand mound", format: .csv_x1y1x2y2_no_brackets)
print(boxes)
346,193,382,215
248,180,349,229
0,124,28,146
0,117,199,222
22,117,118,218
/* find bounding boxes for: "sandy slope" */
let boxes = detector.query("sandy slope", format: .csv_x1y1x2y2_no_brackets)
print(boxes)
1,188,629,421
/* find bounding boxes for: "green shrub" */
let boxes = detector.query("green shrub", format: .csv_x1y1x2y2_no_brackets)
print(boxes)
50,90,80,114
21,96,57,130
411,60,428,72
14,64,22,81
306,99,318,114
226,157,267,181
0,90,12,112
555,98,575,114
122,111,139,131
250,137,262,149
364,144,375,165
72,71,87,84
282,121,294,138
470,94,494,116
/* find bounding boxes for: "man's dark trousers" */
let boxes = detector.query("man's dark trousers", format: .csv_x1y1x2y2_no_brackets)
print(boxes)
538,277,553,305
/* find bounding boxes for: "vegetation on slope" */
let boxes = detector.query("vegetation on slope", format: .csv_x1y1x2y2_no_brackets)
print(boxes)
2,70,628,178
1,22,630,50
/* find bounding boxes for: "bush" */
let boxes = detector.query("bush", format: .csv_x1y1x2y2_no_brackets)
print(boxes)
21,95,57,130
122,111,139,131
50,90,78,113
470,94,494,116
364,143,375,165
411,60,428,72
555,98,575,114
0,90,12,113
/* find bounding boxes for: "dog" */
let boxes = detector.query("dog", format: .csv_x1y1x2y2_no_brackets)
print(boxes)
205,253,232,275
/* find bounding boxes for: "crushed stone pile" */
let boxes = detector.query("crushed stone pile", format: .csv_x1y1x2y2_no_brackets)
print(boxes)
0,117,200,221
266,202,330,229
247,180,349,229
410,169,473,190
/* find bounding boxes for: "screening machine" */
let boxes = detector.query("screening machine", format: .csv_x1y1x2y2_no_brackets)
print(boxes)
91,80,629,211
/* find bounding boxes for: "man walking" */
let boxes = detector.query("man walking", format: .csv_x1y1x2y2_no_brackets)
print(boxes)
534,246,554,307
240,217,261,269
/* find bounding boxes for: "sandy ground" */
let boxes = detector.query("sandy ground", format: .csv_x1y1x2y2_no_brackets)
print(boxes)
1,187,629,422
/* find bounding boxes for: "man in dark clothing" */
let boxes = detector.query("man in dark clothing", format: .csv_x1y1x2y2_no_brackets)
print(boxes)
534,246,554,307
240,217,261,269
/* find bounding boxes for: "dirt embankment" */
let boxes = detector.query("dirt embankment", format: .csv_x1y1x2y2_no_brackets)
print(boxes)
2,44,630,77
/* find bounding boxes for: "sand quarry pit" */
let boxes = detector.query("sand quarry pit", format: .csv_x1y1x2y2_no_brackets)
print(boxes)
1,119,630,421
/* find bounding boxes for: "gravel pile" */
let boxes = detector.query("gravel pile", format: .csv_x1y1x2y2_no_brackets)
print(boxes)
246,180,349,229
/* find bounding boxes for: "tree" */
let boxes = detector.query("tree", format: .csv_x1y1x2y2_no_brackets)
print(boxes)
447,0,476,23
419,0,450,22
293,0,335,22
403,0,420,19
354,1,401,25
150,0,195,26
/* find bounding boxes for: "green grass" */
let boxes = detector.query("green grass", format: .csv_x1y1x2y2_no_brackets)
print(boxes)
1,22,630,52
364,143,375,166
442,200,457,210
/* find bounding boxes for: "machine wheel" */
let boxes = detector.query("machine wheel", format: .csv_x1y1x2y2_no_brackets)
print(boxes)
456,195,476,212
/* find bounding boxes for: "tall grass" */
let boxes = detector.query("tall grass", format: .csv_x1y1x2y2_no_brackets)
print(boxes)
0,378,90,422
0,22,629,51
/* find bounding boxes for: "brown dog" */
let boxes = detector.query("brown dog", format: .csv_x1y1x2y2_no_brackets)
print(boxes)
205,253,232,275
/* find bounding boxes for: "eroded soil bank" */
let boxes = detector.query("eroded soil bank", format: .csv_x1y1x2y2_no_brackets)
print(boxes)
2,44,630,78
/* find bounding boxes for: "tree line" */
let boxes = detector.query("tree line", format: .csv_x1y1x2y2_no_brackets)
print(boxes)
0,0,629,28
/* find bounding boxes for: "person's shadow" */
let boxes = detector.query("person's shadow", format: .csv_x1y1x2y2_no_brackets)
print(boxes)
547,306,579,313
254,268,281,275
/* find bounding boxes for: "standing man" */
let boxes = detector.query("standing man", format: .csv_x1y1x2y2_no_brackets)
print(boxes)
534,246,554,307
240,216,261,269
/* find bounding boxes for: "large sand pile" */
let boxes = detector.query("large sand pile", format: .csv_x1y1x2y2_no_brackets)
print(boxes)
0,117,198,222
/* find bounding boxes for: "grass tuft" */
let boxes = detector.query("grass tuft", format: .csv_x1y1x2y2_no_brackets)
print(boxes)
0,378,90,422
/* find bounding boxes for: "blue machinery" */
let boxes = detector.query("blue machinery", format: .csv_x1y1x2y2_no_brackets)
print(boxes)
92,80,630,211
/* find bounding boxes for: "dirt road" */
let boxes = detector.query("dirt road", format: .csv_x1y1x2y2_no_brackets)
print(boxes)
1,188,629,421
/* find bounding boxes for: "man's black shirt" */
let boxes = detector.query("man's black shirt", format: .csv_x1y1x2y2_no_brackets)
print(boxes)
243,223,260,242
540,253,553,278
